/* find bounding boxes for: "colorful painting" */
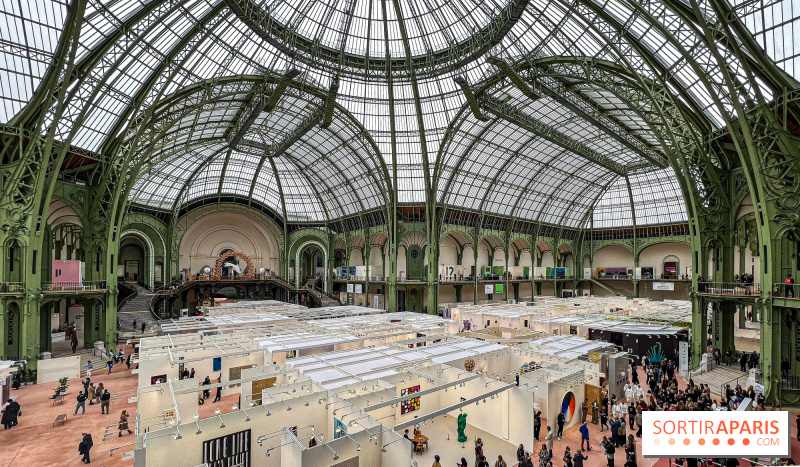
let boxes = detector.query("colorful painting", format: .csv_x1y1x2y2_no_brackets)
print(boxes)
400,385,420,397
334,418,347,439
400,385,421,414
561,391,576,423
401,397,420,414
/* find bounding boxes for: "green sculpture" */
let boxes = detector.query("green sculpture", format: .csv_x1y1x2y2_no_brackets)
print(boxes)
457,413,468,442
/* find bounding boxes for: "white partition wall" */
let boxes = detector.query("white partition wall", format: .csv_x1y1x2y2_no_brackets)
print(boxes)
37,355,80,383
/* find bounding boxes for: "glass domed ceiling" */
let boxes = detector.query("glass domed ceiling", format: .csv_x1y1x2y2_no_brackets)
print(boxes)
227,0,526,78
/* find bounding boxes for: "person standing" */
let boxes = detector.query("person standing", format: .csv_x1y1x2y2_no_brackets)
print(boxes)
95,383,105,405
79,432,93,463
74,391,87,415
610,417,621,447
126,353,132,370
579,421,590,451
534,410,542,440
600,408,608,432
573,450,588,467
495,455,507,467
214,384,222,403
118,410,132,436
785,274,794,297
627,403,637,430
71,337,78,354
107,357,114,375
563,447,573,467
581,398,588,424
86,360,93,378
601,436,615,467
591,398,599,424
100,389,111,414
87,382,96,405
538,445,551,467
545,426,554,458
190,368,195,379
132,319,137,331
557,410,565,440
201,376,211,400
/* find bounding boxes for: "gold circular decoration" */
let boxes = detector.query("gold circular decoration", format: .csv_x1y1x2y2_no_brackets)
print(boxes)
464,358,476,372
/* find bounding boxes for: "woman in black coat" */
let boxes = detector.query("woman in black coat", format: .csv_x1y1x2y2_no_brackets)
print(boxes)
79,433,93,463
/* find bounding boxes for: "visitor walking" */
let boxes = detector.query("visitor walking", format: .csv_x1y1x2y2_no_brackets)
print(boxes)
1,398,20,429
107,357,114,375
534,410,542,440
71,337,78,354
432,454,441,467
579,421,590,451
557,410,565,439
74,391,87,415
79,432,93,463
132,319,137,331
86,360,93,378
118,410,133,436
786,274,794,297
126,353,132,370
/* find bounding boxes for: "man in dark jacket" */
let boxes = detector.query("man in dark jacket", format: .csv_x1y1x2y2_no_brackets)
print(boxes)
79,432,93,463
557,410,566,439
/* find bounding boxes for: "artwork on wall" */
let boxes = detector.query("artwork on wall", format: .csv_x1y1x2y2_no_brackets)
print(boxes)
401,385,421,414
150,374,167,385
202,429,251,467
401,397,420,414
213,357,222,372
561,391,576,423
228,365,255,386
400,385,420,397
334,418,347,439
250,377,276,404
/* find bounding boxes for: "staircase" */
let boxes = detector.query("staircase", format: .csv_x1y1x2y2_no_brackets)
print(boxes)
588,278,634,298
689,364,747,396
118,283,158,334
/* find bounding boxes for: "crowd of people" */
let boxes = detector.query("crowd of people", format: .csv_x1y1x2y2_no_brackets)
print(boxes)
427,356,795,467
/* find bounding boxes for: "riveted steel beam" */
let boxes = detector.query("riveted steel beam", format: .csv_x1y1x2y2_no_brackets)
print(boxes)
479,95,629,175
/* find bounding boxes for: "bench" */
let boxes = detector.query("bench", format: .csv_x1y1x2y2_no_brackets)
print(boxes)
52,394,65,406
53,414,67,427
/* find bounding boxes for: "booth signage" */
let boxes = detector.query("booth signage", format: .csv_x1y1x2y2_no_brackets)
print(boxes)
642,411,790,458
354,284,363,294
679,341,689,378
484,284,493,294
347,283,354,293
652,282,675,291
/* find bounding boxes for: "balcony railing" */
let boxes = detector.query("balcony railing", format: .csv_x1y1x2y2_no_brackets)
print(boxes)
41,281,107,292
696,282,759,296
0,282,24,293
782,375,800,389
773,283,800,299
